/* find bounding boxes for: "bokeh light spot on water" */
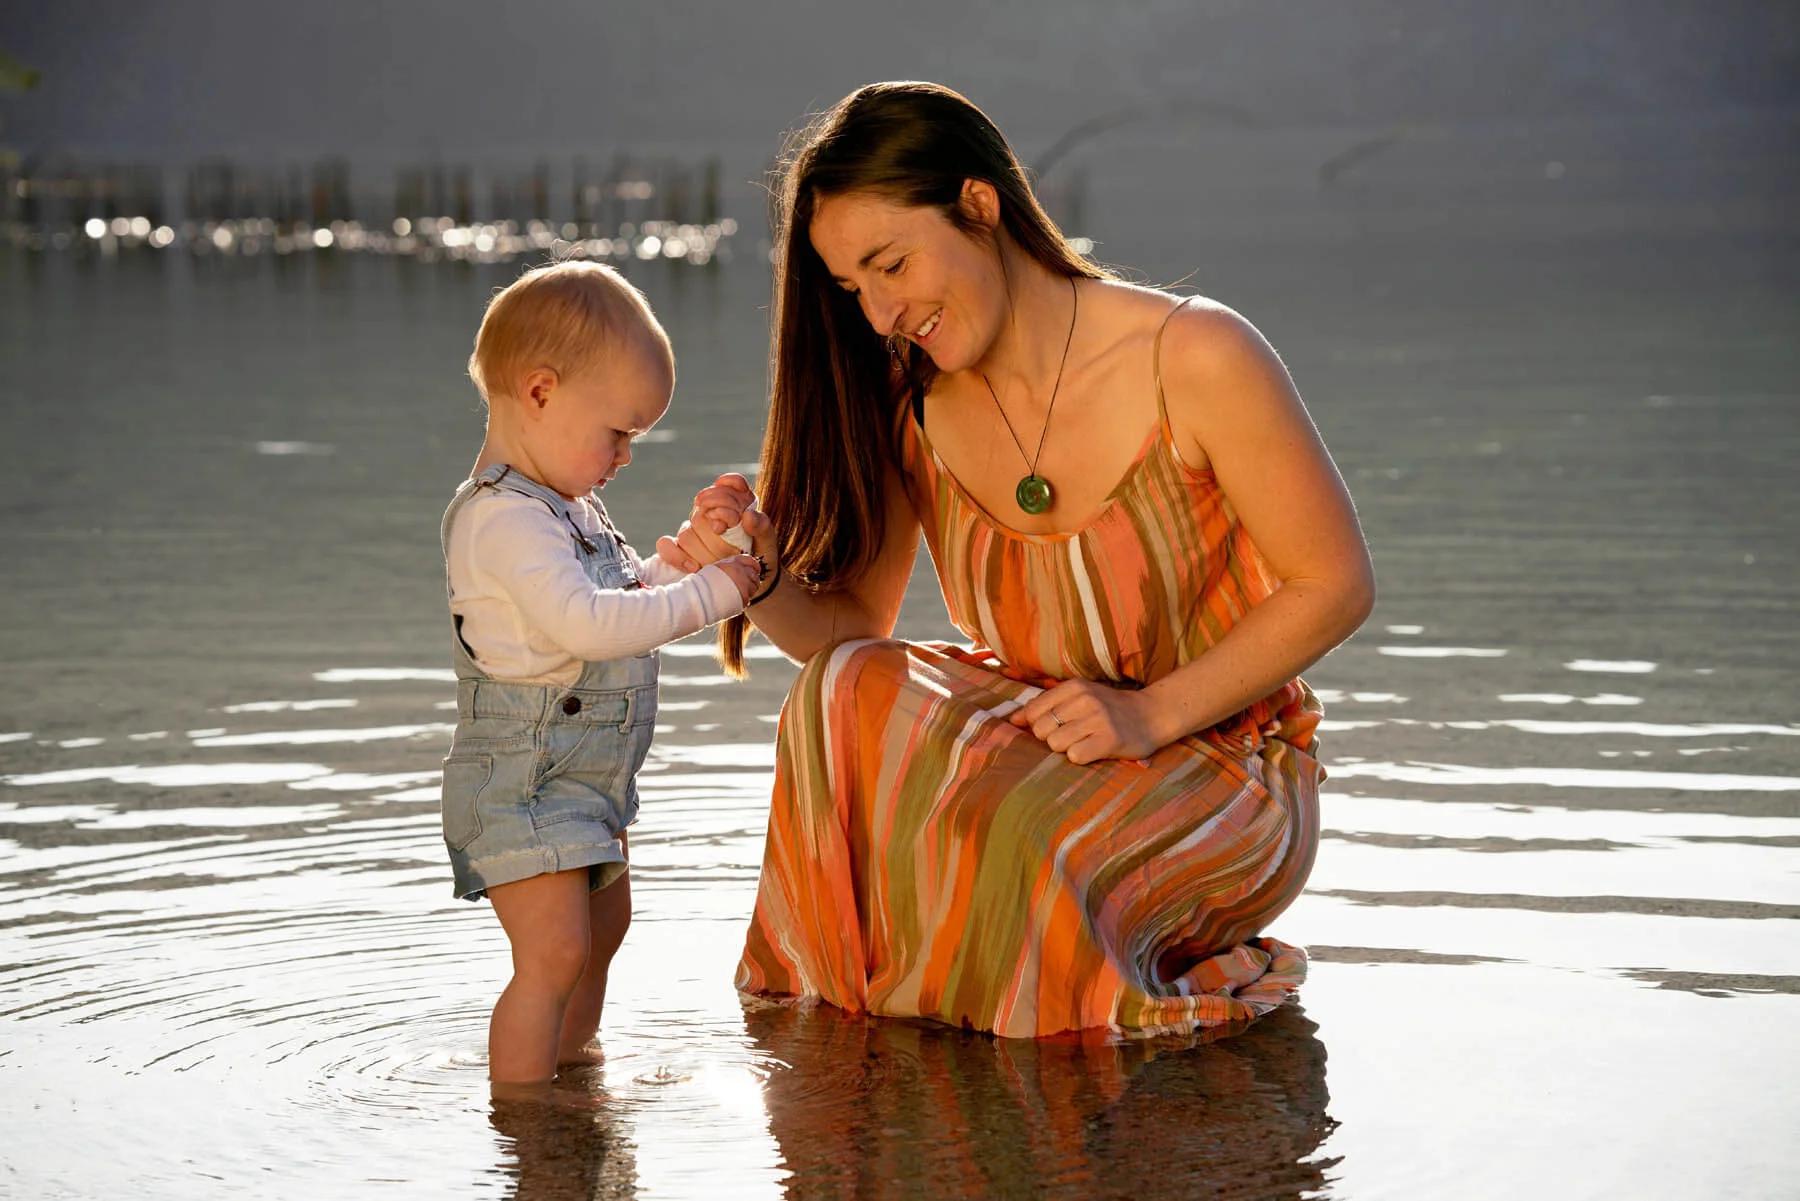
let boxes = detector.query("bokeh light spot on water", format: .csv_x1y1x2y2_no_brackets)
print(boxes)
1377,646,1507,658
1327,761,1800,792
1498,692,1644,706
190,723,454,748
313,668,457,683
289,770,443,792
222,699,358,714
3,762,333,788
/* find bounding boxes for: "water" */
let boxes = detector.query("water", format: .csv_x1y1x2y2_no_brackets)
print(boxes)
3,111,1798,1199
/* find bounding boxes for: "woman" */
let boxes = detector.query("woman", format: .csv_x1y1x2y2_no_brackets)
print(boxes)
669,81,1373,1038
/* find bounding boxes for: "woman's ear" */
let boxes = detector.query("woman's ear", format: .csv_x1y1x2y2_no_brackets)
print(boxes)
958,179,1001,232
522,367,560,409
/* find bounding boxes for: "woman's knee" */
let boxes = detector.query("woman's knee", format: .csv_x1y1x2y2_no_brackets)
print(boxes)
790,637,911,707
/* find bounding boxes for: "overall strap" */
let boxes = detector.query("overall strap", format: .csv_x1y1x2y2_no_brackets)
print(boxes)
440,469,504,594
474,463,613,556
440,471,500,680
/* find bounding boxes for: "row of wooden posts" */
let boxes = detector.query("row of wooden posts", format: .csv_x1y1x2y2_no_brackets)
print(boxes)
1,155,726,235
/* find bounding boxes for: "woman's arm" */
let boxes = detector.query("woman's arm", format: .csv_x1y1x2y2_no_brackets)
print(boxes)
663,464,923,664
1015,300,1374,762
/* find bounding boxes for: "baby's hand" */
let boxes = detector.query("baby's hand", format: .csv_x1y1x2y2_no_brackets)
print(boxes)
657,474,757,573
710,553,766,604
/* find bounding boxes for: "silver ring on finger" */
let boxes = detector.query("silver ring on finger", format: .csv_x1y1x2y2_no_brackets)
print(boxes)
1049,711,1065,727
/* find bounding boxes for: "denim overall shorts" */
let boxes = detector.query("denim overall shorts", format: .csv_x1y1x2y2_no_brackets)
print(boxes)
438,464,658,901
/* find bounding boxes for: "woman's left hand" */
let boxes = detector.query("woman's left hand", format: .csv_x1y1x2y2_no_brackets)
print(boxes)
1006,680,1169,765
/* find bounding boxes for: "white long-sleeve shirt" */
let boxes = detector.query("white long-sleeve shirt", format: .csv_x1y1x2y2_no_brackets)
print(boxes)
447,486,743,686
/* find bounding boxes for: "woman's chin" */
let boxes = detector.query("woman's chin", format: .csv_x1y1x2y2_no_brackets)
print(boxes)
918,341,964,373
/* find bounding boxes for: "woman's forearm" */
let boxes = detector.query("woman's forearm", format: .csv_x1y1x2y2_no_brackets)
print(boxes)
746,478,920,664
744,580,890,664
1140,573,1374,745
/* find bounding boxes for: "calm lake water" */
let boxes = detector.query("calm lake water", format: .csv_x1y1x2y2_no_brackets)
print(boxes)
3,111,1798,1199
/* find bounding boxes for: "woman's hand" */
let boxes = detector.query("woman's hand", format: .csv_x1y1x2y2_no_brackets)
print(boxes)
1007,679,1169,765
692,474,758,549
655,474,760,573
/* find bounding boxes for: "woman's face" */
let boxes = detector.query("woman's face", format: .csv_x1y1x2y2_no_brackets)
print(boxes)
808,186,1005,373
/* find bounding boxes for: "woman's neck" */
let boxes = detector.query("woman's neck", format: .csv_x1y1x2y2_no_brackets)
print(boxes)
967,241,1075,400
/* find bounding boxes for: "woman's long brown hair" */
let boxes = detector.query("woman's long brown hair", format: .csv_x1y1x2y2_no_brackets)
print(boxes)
719,81,1111,675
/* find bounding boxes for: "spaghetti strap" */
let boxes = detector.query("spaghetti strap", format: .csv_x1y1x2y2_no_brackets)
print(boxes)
1153,295,1200,448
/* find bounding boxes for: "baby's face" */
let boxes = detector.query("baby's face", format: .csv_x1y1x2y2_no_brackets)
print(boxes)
532,340,674,500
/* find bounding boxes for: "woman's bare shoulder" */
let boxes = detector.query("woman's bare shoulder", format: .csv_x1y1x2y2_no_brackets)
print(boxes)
1150,293,1285,389
1136,291,1301,469
1082,280,1257,350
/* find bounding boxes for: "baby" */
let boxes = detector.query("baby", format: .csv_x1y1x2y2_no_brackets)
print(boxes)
438,260,774,1088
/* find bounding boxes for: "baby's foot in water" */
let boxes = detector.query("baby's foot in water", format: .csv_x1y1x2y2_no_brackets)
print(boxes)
490,1079,608,1110
556,1040,606,1068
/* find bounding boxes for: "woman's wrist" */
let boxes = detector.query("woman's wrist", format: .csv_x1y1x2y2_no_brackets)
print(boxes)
746,555,782,606
1134,680,1193,747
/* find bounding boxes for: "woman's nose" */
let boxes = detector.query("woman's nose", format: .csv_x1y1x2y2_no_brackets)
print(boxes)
862,288,903,337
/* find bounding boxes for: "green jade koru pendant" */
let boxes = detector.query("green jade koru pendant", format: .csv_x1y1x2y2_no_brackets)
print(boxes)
1015,474,1054,515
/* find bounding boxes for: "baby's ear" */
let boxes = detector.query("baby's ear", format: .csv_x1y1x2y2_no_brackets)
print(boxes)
523,367,560,408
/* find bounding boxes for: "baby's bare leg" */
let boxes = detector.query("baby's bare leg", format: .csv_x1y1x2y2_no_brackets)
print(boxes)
557,834,632,1065
487,868,593,1086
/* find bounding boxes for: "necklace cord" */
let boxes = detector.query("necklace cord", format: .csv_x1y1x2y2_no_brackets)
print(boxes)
979,276,1080,475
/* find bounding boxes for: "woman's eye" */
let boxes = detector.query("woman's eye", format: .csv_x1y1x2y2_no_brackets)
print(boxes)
881,257,907,276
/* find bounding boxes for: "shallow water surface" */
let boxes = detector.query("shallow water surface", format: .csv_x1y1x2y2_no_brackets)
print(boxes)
4,112,1798,1199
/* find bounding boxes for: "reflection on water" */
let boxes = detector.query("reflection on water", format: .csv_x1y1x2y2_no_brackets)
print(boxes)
491,1092,640,1201
747,1003,1334,1200
481,1004,1336,1201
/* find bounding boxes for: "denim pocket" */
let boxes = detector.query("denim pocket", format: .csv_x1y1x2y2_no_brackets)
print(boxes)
440,753,493,851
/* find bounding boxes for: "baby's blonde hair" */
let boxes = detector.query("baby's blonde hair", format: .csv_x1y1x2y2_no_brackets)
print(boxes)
468,260,669,405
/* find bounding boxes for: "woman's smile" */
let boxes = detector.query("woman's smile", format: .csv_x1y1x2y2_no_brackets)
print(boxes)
908,307,943,347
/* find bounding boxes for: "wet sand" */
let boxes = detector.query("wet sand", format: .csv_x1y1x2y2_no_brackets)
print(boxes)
3,109,1798,1198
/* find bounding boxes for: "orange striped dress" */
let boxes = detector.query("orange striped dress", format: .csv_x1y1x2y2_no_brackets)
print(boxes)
736,300,1325,1038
